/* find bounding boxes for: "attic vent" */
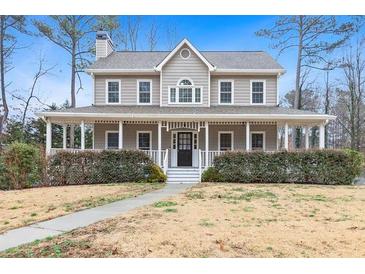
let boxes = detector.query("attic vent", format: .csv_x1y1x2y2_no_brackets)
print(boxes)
180,48,191,59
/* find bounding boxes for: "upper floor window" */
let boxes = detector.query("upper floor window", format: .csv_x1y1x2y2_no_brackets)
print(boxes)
251,80,266,104
169,78,202,104
137,80,152,104
219,80,234,104
180,48,191,59
106,80,120,104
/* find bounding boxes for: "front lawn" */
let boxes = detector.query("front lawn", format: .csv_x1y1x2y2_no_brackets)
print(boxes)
2,183,365,258
0,183,164,234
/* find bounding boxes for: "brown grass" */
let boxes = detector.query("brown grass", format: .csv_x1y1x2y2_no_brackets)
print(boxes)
0,183,163,234
2,183,365,258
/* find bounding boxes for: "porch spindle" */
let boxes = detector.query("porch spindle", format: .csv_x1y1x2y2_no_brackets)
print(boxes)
62,124,67,149
81,120,85,150
246,122,250,151
304,126,310,150
158,121,162,166
205,121,209,167
284,122,289,150
319,123,325,149
118,121,123,149
46,120,52,156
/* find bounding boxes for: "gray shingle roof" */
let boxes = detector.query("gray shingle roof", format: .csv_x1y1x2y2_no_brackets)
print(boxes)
49,105,324,116
87,51,284,70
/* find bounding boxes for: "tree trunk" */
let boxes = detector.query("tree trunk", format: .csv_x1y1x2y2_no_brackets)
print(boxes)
324,70,330,148
0,16,8,145
69,40,76,148
293,16,304,149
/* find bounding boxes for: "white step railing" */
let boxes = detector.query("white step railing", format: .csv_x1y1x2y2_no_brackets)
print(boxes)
163,149,169,175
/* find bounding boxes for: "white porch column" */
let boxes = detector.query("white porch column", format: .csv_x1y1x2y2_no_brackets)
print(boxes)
246,122,250,151
118,121,123,149
304,126,310,150
46,120,52,156
158,121,162,166
205,121,209,167
319,123,325,149
62,125,67,149
284,122,289,150
80,120,85,150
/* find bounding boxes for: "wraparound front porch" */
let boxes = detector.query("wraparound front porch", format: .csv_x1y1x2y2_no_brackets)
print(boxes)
46,119,328,174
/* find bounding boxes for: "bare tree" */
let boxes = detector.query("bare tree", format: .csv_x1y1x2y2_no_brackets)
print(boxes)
0,16,27,141
334,40,365,150
127,16,141,51
12,57,54,128
33,16,96,147
146,20,158,51
256,16,356,111
166,24,178,50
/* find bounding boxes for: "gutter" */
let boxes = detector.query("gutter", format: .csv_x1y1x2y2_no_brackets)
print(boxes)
36,111,336,121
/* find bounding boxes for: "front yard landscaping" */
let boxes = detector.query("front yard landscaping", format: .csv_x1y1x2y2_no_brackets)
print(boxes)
2,182,365,258
0,183,164,234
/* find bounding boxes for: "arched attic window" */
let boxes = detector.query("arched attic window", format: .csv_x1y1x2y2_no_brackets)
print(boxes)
169,78,201,104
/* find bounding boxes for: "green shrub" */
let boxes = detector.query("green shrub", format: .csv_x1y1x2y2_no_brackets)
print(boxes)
144,164,167,183
201,167,223,182
212,150,364,185
47,150,164,185
1,142,43,190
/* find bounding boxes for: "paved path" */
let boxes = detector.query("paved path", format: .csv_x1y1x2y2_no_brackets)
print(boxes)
0,183,195,252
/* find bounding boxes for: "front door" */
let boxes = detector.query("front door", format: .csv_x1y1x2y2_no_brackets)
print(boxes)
177,132,192,166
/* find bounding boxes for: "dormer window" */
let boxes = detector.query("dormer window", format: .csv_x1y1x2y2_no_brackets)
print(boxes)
106,80,121,104
169,78,202,104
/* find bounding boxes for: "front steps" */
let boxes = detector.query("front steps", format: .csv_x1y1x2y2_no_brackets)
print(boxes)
166,168,200,184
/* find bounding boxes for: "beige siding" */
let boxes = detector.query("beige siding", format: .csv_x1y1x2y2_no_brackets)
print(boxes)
94,75,160,105
161,44,209,106
94,123,170,150
210,75,277,106
94,123,277,152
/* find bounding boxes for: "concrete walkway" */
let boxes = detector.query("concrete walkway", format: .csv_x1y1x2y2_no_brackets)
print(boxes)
0,183,195,252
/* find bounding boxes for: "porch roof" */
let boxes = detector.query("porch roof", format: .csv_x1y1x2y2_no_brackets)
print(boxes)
37,105,335,123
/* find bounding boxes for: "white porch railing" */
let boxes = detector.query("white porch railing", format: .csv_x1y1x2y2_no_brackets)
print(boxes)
49,148,166,167
200,150,227,168
49,148,103,156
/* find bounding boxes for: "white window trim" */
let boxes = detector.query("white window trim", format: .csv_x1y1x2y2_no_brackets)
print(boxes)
136,130,152,151
218,79,234,105
105,130,119,149
250,79,266,105
137,79,153,105
251,131,266,151
218,131,234,151
105,79,121,104
168,86,203,105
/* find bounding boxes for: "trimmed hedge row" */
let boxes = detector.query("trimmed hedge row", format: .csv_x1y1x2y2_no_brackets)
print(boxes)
202,149,364,185
47,150,166,185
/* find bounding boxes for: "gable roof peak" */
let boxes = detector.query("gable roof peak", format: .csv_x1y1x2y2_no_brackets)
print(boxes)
154,38,215,71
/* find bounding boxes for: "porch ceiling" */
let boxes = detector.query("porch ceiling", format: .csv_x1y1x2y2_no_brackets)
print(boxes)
37,105,335,126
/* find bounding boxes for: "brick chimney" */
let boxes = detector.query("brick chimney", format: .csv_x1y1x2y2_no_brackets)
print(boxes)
95,30,114,60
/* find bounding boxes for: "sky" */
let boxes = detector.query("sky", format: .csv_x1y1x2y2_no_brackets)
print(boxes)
6,15,362,117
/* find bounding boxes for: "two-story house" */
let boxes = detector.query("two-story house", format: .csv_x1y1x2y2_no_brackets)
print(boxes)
38,31,335,183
